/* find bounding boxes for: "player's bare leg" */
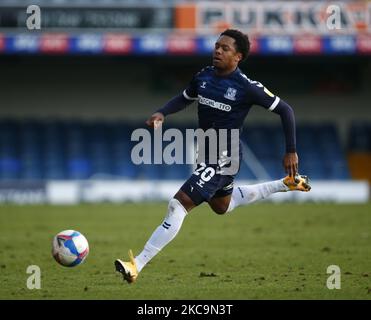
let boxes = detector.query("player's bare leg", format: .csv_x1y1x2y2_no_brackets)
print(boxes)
208,194,232,214
174,190,197,212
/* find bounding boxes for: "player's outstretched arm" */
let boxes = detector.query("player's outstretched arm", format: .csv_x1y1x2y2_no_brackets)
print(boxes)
146,112,165,129
283,152,298,178
272,99,298,177
145,93,194,128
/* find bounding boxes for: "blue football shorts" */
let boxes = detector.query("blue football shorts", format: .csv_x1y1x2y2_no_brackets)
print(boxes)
180,162,239,206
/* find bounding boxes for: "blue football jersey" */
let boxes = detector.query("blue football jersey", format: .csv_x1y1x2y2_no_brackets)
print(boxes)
182,66,281,167
183,66,280,130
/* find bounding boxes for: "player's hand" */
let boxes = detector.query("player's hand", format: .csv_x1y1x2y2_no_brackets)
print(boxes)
283,152,298,177
145,112,164,129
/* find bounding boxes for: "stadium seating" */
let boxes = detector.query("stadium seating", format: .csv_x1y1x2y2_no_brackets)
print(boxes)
348,122,371,152
0,119,352,181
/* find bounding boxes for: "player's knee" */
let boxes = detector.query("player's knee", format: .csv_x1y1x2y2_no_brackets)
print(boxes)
211,204,229,215
174,190,196,212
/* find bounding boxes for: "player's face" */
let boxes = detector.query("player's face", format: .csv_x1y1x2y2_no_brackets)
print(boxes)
213,36,242,71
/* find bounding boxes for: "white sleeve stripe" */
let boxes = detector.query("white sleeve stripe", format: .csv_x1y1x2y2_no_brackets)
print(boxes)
183,90,198,101
268,96,280,111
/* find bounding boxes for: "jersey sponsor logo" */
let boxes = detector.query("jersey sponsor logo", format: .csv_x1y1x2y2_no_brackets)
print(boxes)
224,87,237,101
198,95,232,112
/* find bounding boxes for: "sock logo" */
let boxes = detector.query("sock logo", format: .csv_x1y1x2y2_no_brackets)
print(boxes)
238,187,244,198
162,221,171,229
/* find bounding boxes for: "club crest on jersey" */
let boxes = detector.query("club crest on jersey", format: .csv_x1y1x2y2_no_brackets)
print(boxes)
224,87,237,101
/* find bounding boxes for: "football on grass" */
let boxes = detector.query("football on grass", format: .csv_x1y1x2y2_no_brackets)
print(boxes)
52,230,89,267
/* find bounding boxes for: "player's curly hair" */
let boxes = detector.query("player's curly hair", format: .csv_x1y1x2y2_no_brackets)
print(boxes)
220,29,250,62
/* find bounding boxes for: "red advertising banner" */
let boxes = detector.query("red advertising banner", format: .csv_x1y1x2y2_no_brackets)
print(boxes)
40,34,69,53
0,34,4,52
356,34,371,53
103,34,132,54
294,35,322,54
167,35,197,54
249,36,260,55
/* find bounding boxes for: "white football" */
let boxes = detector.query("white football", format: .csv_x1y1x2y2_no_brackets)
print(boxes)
52,230,89,267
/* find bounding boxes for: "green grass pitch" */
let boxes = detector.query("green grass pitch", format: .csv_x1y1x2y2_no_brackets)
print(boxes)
0,203,370,299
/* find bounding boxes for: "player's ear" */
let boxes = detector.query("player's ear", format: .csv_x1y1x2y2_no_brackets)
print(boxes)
235,52,242,63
